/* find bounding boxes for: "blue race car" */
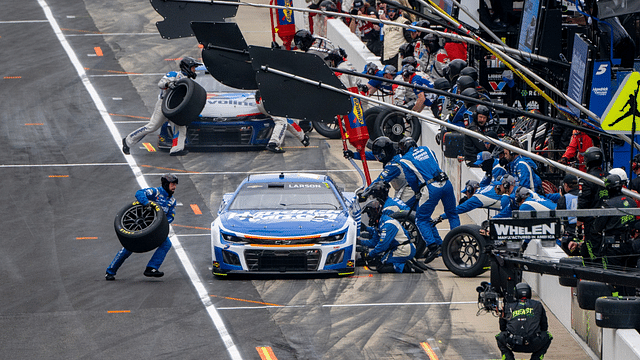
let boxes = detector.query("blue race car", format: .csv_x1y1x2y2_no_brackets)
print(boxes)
211,173,360,276
158,68,274,151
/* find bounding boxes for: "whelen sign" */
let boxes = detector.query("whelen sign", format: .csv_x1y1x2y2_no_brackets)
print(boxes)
490,218,560,242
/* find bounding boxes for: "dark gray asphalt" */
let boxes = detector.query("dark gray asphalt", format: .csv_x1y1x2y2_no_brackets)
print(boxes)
0,1,589,360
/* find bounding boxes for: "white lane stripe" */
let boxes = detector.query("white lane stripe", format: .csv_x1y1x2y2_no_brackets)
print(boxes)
36,1,242,359
216,301,476,310
0,163,129,168
89,73,166,77
65,33,158,36
0,20,48,23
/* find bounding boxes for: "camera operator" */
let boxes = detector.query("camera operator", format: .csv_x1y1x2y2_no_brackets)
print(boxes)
495,283,553,360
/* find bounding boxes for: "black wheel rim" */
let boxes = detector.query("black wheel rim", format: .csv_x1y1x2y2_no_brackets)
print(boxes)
121,204,157,232
380,113,415,142
315,119,339,132
447,233,481,270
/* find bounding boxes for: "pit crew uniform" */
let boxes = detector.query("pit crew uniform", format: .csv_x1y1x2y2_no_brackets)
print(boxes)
400,146,459,248
360,214,416,273
508,155,542,194
438,184,505,220
106,186,176,276
496,298,553,360
124,71,188,155
479,158,508,187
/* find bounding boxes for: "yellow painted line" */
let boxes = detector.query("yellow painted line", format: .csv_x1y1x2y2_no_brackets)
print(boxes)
420,342,439,360
4,76,21,79
48,175,69,178
107,310,131,313
348,274,373,278
76,237,98,240
25,123,44,126
256,346,278,360
190,204,202,215
142,143,156,152
283,145,319,149
94,46,103,56
109,113,150,120
171,224,211,231
210,295,282,307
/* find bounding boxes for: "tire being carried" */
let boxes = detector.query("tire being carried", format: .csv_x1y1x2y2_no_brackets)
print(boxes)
162,77,207,126
442,224,490,277
374,108,421,142
114,201,169,253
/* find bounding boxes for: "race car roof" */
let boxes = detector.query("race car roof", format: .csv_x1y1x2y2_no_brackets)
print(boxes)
245,173,329,183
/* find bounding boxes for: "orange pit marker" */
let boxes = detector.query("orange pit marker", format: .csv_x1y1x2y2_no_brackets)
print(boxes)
142,143,156,152
190,204,202,215
94,47,103,56
256,347,278,360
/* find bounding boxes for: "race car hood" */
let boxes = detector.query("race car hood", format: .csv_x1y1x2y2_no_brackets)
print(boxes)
201,92,262,118
219,210,349,236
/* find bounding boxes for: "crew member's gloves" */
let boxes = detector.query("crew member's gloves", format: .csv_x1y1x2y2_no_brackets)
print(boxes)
168,82,177,90
343,149,354,159
430,216,444,225
357,84,369,94
558,157,569,165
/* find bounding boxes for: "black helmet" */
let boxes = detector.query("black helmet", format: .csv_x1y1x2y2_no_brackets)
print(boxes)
294,29,315,52
445,59,468,82
401,64,416,78
604,173,623,194
501,136,521,149
460,87,480,107
180,57,202,79
464,179,480,195
161,174,178,194
364,62,379,75
423,33,438,43
515,186,531,203
414,20,430,31
324,48,346,67
460,66,478,82
362,181,390,203
398,137,417,155
476,104,490,118
456,75,477,93
583,146,603,169
319,0,337,12
362,199,383,226
499,174,516,191
371,136,396,164
401,56,418,68
515,282,532,299
433,77,451,90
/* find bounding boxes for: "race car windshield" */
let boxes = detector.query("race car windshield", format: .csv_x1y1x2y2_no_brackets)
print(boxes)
228,182,343,210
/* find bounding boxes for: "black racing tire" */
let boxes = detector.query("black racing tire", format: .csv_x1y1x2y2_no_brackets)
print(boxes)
364,106,383,140
576,280,614,310
442,224,490,277
374,108,421,142
162,78,207,126
595,296,640,329
558,257,583,287
114,201,169,253
312,118,342,139
390,211,426,261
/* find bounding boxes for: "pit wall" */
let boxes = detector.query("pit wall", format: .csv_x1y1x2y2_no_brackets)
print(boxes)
308,14,640,360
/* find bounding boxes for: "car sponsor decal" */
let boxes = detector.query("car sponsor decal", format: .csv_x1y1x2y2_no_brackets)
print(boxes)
227,210,341,222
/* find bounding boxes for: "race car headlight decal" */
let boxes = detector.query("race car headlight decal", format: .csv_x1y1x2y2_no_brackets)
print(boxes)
317,233,345,244
325,249,344,265
221,233,249,244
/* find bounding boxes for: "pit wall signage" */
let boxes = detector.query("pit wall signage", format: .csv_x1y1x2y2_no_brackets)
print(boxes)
489,218,560,242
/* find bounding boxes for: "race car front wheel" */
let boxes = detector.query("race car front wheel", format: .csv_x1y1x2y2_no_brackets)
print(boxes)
162,78,207,126
114,201,169,253
312,118,342,139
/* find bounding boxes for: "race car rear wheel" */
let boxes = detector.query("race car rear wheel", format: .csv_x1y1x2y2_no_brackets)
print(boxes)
312,118,342,139
374,108,421,142
442,225,489,277
114,201,169,253
162,78,207,126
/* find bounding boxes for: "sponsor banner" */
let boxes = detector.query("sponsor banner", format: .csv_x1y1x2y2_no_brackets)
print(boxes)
490,218,560,242
589,61,611,118
567,34,589,116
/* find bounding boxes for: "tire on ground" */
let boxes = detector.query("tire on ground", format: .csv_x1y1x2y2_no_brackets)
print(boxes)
595,296,640,329
558,256,583,287
576,280,614,310
162,78,207,126
364,106,383,140
374,108,421,142
312,118,342,139
442,224,490,277
114,201,169,253
390,211,426,260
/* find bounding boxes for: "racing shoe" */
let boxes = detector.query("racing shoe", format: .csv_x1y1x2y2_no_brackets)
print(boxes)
143,267,164,278
266,142,285,153
169,149,189,156
122,138,130,155
105,273,115,281
302,135,310,147
422,244,442,265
